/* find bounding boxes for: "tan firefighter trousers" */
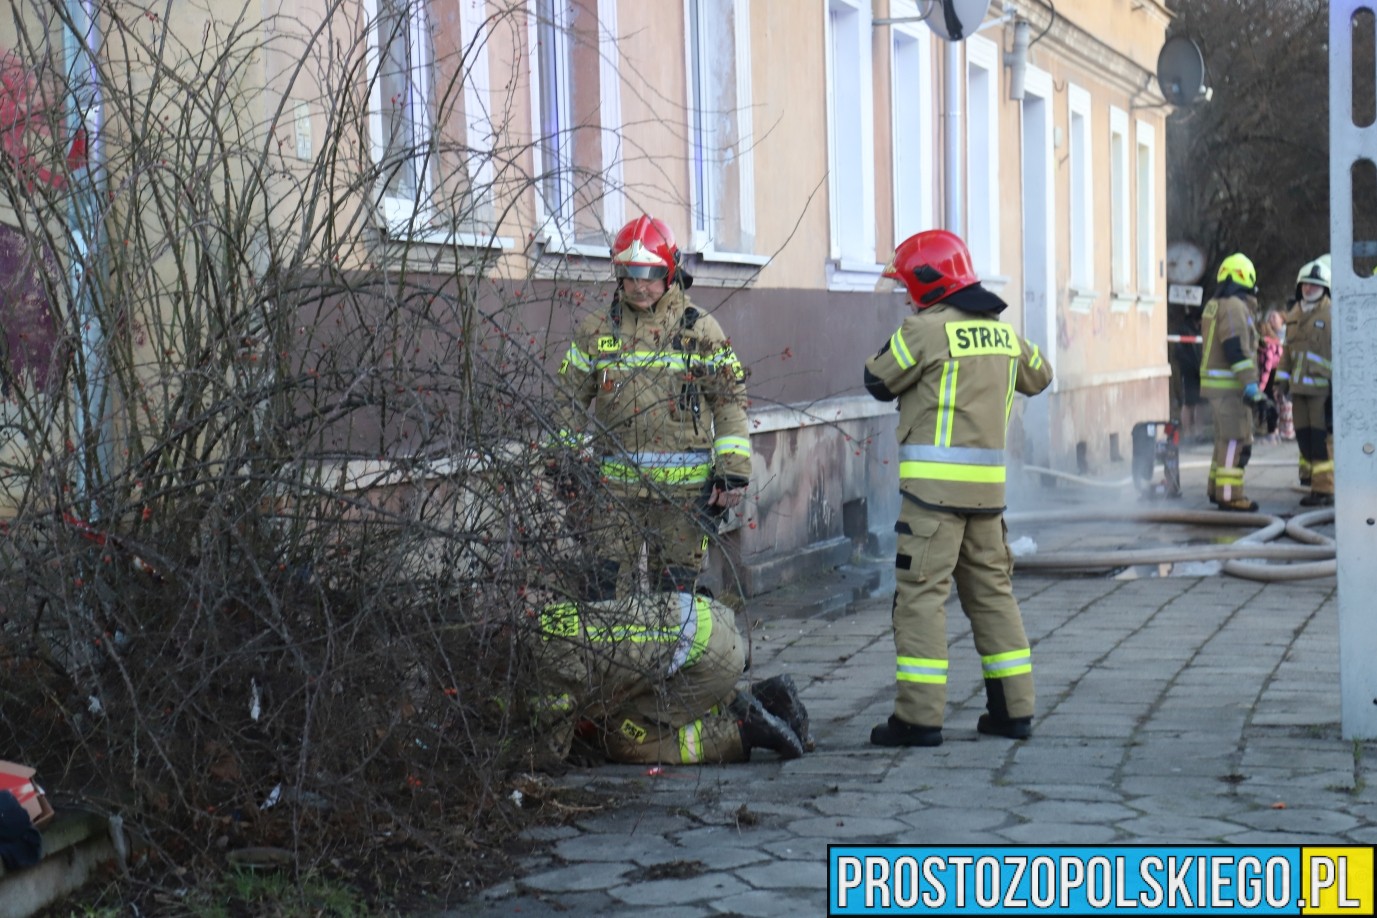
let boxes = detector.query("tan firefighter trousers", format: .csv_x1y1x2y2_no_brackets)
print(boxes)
890,499,1034,728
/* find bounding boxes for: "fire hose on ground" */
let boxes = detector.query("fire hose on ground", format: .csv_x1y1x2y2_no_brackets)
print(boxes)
1008,464,1336,582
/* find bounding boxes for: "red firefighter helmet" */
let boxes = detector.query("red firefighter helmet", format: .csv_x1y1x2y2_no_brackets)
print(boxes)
610,215,680,284
882,229,979,307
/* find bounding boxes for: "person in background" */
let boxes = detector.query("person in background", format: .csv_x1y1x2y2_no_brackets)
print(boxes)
1199,253,1266,511
862,230,1052,748
1275,255,1334,507
1255,308,1286,443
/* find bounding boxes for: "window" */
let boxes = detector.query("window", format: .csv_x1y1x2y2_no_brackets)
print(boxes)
367,0,503,239
825,0,876,280
890,6,935,242
532,0,624,250
370,0,435,232
687,0,754,255
1067,84,1094,292
1135,119,1157,304
1109,105,1131,297
965,35,999,278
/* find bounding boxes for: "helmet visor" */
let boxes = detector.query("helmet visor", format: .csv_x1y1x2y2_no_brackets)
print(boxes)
875,256,906,296
614,263,669,280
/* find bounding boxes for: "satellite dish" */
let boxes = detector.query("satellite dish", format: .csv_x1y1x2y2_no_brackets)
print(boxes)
1156,35,1208,106
925,0,992,42
1166,241,1206,285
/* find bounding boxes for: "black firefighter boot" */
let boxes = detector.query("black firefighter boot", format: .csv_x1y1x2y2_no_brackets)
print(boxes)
751,674,814,751
977,679,1033,740
870,715,943,748
730,693,804,760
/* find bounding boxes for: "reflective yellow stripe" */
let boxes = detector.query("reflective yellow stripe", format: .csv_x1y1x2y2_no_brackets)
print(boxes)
935,360,958,446
678,720,703,763
982,648,1032,679
562,342,592,374
897,656,948,684
1004,359,1017,425
683,596,714,669
714,435,751,458
890,329,916,369
600,461,713,484
899,461,1007,483
585,623,679,643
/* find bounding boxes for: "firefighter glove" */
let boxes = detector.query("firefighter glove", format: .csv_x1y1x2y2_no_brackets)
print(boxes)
707,475,749,511
1242,382,1261,402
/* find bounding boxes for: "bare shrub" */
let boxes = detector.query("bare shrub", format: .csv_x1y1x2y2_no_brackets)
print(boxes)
0,0,695,908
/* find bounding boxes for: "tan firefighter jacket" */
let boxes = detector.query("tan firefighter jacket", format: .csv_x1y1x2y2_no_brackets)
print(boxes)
1277,294,1332,398
1199,291,1260,396
864,298,1052,513
524,592,732,753
555,285,751,494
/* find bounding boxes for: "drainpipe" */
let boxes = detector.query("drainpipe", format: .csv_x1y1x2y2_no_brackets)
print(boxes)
64,0,108,516
943,41,961,236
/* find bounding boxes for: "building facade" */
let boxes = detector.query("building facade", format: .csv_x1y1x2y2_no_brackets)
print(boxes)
0,0,1174,597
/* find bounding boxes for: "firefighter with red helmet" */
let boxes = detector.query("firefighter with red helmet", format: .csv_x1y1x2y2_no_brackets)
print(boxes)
863,230,1052,747
554,215,750,598
1199,253,1264,511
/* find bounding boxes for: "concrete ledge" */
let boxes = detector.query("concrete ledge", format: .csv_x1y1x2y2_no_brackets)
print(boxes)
742,535,854,598
0,809,116,918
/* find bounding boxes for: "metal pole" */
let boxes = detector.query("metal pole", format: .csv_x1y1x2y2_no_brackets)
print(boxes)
64,0,108,516
1329,1,1377,740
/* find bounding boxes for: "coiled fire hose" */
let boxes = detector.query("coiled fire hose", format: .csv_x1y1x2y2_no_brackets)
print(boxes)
1007,462,1336,582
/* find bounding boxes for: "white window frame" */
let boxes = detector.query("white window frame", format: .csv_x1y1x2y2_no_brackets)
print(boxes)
1135,118,1158,311
363,0,514,248
890,3,935,244
1109,104,1132,307
1067,83,1095,303
528,0,625,255
366,0,436,234
965,34,1000,280
685,0,758,260
824,0,878,290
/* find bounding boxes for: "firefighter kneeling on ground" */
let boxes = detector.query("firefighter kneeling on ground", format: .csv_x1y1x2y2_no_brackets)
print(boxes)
521,590,813,765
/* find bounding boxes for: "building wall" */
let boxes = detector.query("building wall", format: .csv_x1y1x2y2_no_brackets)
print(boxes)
0,0,1178,596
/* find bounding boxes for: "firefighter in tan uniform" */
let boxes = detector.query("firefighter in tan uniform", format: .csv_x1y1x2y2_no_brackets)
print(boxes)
524,591,811,764
863,231,1052,747
1199,253,1266,511
554,216,751,598
1274,255,1334,506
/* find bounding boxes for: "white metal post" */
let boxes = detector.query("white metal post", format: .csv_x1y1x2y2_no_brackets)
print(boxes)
1329,2,1377,740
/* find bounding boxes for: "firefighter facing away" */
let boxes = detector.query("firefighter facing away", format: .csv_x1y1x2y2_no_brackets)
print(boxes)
863,230,1052,747
1199,253,1266,511
1274,254,1334,507
524,591,812,764
554,215,751,599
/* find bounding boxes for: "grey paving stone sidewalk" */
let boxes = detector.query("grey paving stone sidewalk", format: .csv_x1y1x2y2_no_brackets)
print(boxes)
456,438,1370,917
